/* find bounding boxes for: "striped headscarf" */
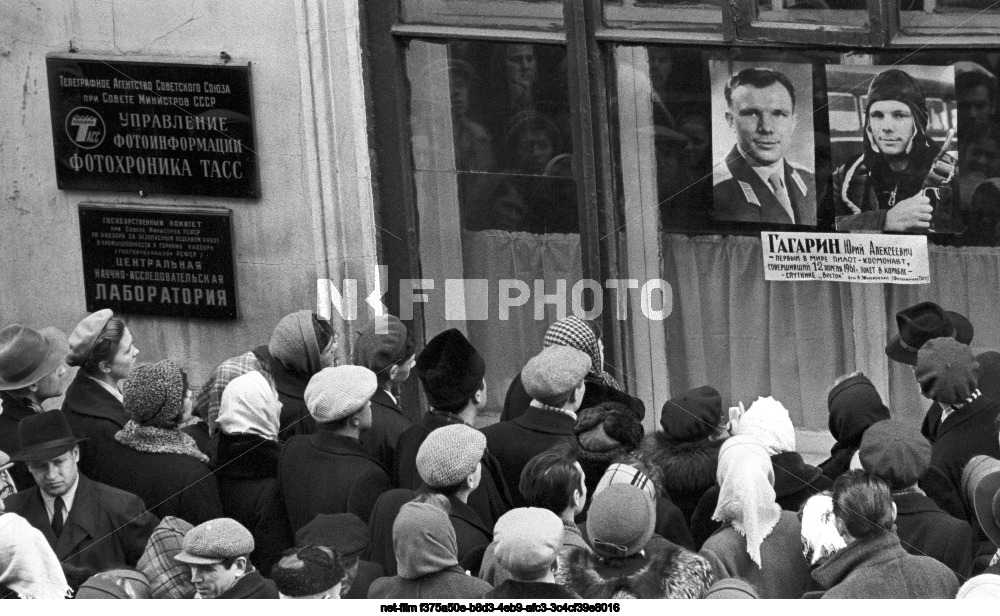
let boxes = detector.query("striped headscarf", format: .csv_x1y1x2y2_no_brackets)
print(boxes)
593,462,656,502
543,316,620,390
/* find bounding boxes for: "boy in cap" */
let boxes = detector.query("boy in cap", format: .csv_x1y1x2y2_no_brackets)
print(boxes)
272,545,344,599
859,419,975,578
355,314,417,474
416,424,493,565
485,508,579,599
295,513,383,598
482,344,591,507
254,365,392,573
914,337,1000,521
175,517,278,599
395,329,511,527
0,324,72,489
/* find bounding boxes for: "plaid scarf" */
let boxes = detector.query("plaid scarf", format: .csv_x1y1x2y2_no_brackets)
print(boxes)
543,317,621,390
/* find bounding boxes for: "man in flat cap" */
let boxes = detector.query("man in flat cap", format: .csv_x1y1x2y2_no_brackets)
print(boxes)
395,329,512,528
1,410,158,589
859,419,975,579
294,513,383,599
254,365,392,574
355,314,417,475
175,517,278,599
417,424,494,566
272,545,343,599
483,344,591,507
0,324,72,489
485,508,579,599
913,338,1000,521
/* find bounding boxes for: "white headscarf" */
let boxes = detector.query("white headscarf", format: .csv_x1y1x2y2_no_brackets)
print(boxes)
0,513,71,598
217,371,282,441
732,396,796,455
712,435,782,568
800,494,846,565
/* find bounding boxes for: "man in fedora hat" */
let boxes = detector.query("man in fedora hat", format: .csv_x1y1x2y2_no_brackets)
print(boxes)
0,324,72,489
1,410,159,589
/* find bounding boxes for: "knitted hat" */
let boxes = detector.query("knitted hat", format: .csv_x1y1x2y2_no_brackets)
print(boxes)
521,345,591,406
593,463,657,502
914,337,980,404
174,518,254,565
703,579,760,599
574,402,644,455
269,310,324,376
957,574,1000,599
858,419,931,490
865,69,929,135
493,508,564,578
75,570,152,599
272,545,344,598
732,396,796,455
416,424,486,489
886,302,974,365
416,329,486,412
587,483,656,559
122,360,186,428
353,314,413,377
295,513,369,559
660,385,723,442
304,365,377,423
66,309,114,367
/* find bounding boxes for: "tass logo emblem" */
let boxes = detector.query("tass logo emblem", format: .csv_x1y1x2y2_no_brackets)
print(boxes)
65,107,106,149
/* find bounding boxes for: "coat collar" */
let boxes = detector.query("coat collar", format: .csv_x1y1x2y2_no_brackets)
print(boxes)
0,391,38,422
892,491,948,516
811,532,906,590
371,388,403,415
513,406,576,436
447,496,492,539
309,428,387,473
64,371,128,427
20,474,101,559
936,395,995,439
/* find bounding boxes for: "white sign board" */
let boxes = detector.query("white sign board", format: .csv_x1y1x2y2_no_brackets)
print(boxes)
761,232,929,284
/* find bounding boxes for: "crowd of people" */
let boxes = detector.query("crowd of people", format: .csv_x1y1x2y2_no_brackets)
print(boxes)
2,303,1000,599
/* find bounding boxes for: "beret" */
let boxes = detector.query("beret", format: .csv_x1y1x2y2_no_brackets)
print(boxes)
353,315,413,376
587,483,655,558
660,385,722,442
521,345,590,405
859,419,930,490
75,570,151,599
66,309,114,367
494,508,564,578
122,360,186,428
416,424,486,488
305,365,377,423
175,518,253,565
416,329,486,412
295,513,369,559
915,337,980,405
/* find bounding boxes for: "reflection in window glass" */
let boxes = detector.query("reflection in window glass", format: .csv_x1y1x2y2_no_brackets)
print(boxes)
828,92,860,134
903,0,1000,9
447,41,577,234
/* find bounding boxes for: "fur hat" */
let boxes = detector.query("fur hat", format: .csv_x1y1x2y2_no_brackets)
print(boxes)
521,345,591,406
732,396,795,455
66,309,114,367
122,360,186,428
272,545,344,598
859,419,930,490
587,483,656,559
174,518,254,565
914,337,980,404
416,424,486,489
660,386,722,442
353,315,414,378
304,366,377,423
493,508,564,578
416,329,486,412
866,69,929,135
575,402,644,455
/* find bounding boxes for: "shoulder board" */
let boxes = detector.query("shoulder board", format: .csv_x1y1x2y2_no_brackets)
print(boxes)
738,181,762,207
790,169,809,197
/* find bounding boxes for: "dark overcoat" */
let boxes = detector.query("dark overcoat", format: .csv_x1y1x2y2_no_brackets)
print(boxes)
218,568,279,599
501,373,646,423
360,388,414,479
368,567,492,599
893,490,976,579
61,370,128,478
215,432,281,532
0,392,38,489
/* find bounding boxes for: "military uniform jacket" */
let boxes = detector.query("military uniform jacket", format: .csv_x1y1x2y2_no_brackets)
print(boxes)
713,146,816,225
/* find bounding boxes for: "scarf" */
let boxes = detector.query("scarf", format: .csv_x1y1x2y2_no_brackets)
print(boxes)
800,494,846,566
543,316,621,390
712,435,781,568
217,371,281,441
732,396,795,456
0,513,71,599
115,421,209,463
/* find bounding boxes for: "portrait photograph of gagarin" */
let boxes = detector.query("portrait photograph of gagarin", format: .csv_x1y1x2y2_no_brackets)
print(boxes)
826,64,960,234
710,61,817,226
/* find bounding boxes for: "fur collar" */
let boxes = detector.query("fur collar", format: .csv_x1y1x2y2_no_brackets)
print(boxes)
559,544,714,599
116,421,209,463
640,433,722,496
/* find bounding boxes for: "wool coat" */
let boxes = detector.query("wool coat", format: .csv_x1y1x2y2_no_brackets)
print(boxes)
812,532,959,599
481,406,577,508
344,560,384,599
485,580,580,599
395,411,512,528
215,433,281,532
640,432,723,524
360,388,414,479
85,436,223,527
561,539,714,599
920,395,1000,521
2,474,158,586
699,510,813,599
368,566,492,599
260,346,316,440
217,567,279,599
0,392,38,489
61,370,128,479
448,496,493,566
893,490,976,580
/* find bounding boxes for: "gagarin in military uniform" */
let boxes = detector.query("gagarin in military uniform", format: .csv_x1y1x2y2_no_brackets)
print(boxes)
713,145,817,225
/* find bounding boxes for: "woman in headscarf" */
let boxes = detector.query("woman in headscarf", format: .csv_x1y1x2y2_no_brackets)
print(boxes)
0,509,71,599
502,316,645,422
214,371,284,532
698,435,812,599
62,309,139,478
94,360,224,526
819,372,890,481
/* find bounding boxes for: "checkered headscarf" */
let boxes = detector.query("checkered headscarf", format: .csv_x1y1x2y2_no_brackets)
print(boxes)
543,317,620,390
